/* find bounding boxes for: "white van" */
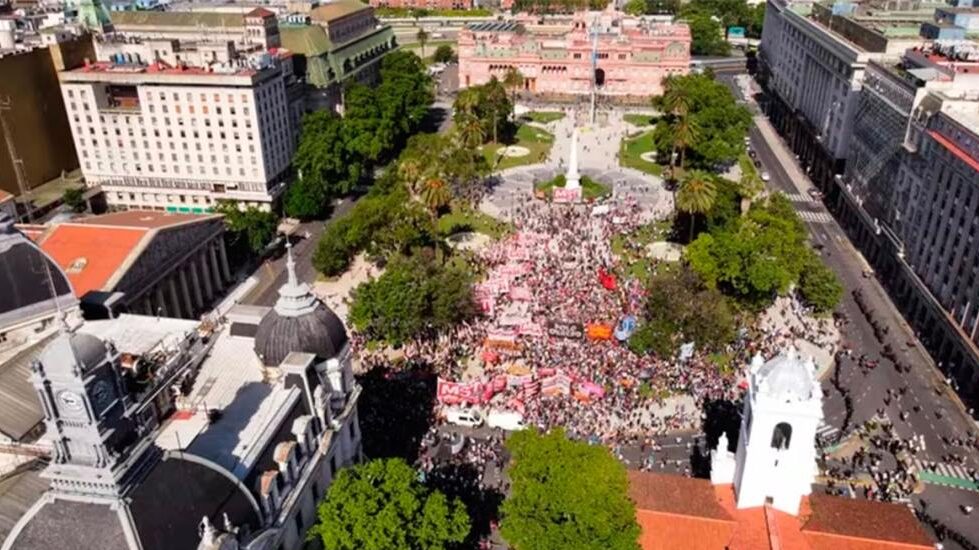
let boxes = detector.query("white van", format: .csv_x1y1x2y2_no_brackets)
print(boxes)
445,408,484,428
486,410,526,431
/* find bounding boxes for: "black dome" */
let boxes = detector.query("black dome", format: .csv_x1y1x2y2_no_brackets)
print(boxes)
253,303,347,367
0,215,75,329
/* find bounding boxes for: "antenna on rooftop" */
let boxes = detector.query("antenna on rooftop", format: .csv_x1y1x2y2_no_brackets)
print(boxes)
0,96,35,224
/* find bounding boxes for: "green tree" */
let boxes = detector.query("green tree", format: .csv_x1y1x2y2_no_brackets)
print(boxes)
670,114,699,175
746,2,766,37
290,111,362,218
308,458,470,550
500,428,640,550
687,12,730,56
624,0,645,15
213,201,278,254
420,177,451,218
503,67,525,119
416,27,430,58
798,250,843,314
686,193,810,305
349,253,476,344
653,74,751,168
62,187,86,213
636,265,736,356
676,170,717,242
433,44,455,63
453,78,512,144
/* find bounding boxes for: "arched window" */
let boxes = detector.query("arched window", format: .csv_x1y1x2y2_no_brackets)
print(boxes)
771,422,792,450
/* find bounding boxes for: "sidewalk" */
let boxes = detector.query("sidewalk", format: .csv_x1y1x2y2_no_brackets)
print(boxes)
752,115,814,197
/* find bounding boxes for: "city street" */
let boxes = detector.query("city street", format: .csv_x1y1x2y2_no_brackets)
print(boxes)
722,73,979,547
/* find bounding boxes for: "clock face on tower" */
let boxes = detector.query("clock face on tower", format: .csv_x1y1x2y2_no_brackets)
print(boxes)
57,390,85,414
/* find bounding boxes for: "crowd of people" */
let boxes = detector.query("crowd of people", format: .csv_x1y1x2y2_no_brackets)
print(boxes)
354,198,839,462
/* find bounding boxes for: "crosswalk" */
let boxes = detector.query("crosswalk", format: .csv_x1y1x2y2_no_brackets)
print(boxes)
816,421,840,444
785,192,818,204
913,459,975,481
797,210,834,224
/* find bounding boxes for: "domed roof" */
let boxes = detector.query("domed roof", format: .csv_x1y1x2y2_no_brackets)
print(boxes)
39,331,109,373
0,214,75,330
253,245,347,367
753,348,815,402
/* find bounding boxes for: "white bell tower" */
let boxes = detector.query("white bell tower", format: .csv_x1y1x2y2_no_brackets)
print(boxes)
732,347,823,515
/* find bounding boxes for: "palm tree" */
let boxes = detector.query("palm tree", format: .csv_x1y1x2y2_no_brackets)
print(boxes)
457,114,485,149
416,27,430,59
398,156,424,197
670,115,699,178
420,177,451,218
676,171,717,242
661,83,690,119
455,88,480,120
502,67,524,119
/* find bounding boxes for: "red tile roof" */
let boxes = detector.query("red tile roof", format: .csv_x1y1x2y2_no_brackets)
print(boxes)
801,493,934,549
37,225,148,297
72,210,218,230
246,7,275,17
628,472,933,550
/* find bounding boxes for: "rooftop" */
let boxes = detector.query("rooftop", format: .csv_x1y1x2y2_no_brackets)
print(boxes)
155,324,298,479
37,225,146,297
309,0,371,23
78,314,198,357
109,10,255,29
628,471,934,550
71,210,221,230
35,211,218,297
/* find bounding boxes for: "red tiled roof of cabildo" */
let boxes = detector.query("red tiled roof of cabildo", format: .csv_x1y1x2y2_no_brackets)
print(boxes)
627,471,935,550
34,210,221,297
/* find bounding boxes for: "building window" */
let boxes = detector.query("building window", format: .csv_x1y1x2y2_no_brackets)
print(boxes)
771,423,792,450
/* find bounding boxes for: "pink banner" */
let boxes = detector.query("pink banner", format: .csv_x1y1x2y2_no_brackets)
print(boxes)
578,381,606,398
437,378,483,405
510,286,532,301
553,187,582,203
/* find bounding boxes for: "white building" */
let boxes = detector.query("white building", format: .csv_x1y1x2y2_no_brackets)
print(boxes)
59,9,302,212
712,348,823,516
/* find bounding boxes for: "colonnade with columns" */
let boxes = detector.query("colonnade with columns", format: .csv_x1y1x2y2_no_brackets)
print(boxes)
133,235,232,319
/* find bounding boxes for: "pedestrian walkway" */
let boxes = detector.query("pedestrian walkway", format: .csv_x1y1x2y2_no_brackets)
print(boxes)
817,421,840,441
913,459,979,492
797,211,834,223
785,192,818,204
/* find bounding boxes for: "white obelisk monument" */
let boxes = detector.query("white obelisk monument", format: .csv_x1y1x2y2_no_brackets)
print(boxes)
566,127,581,190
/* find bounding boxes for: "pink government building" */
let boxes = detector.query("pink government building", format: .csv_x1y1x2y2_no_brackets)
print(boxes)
457,10,691,98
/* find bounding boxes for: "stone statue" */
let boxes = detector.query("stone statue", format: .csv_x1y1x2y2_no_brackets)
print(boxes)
565,127,581,190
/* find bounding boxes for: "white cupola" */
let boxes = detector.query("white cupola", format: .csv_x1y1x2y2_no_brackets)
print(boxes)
732,347,823,515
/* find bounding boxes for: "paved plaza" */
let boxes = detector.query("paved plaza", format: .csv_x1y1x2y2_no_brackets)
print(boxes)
482,107,672,222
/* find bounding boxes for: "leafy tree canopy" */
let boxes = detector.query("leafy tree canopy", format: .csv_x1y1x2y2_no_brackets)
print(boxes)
632,264,736,357
686,193,812,305
798,250,843,314
500,428,640,550
433,44,456,63
349,252,476,344
213,201,278,254
453,78,513,144
686,12,730,56
652,74,751,168
309,458,470,550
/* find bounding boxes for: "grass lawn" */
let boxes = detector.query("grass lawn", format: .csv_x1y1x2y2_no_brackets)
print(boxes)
483,124,554,171
524,111,565,124
534,174,611,202
620,131,664,177
610,219,674,281
623,113,656,127
437,204,511,239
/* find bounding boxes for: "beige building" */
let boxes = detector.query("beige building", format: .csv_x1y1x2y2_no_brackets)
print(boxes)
60,9,303,211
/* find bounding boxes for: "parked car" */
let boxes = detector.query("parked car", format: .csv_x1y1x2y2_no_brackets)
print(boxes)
445,408,484,428
761,171,771,182
486,410,527,431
